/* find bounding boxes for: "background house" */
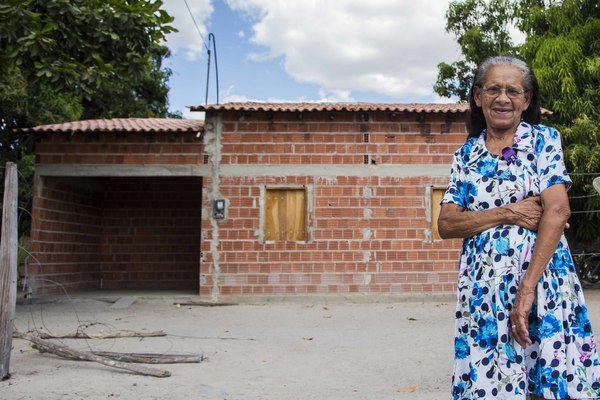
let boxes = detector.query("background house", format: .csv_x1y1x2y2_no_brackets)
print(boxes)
194,102,467,301
22,118,205,294
23,103,467,300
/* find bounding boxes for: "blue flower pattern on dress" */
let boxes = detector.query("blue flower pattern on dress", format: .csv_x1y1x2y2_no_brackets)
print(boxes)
443,123,600,399
456,335,470,359
538,314,562,339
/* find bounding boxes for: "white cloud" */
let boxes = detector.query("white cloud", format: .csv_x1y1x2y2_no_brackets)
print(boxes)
431,94,460,104
222,85,253,103
162,0,214,61
317,88,354,103
182,108,205,120
508,22,527,46
225,0,462,100
222,85,352,104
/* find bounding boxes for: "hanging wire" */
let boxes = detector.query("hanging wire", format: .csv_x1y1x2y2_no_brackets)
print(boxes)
204,33,220,105
181,0,219,104
183,0,209,51
569,193,600,199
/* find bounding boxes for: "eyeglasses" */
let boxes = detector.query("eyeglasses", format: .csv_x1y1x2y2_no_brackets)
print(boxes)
480,86,527,99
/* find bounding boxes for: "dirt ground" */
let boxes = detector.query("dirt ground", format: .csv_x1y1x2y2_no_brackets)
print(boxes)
3,289,600,400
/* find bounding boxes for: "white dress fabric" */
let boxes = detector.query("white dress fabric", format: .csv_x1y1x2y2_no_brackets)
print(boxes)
443,122,600,399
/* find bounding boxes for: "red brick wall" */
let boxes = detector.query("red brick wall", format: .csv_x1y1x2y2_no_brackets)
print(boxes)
99,177,201,290
29,131,204,295
29,176,103,294
28,114,466,299
215,111,463,165
29,176,202,294
34,131,203,165
200,110,466,299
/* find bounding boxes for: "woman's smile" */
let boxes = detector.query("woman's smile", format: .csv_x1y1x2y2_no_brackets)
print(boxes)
474,64,532,136
491,106,513,116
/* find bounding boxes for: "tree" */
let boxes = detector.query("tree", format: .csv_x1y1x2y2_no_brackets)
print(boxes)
434,0,519,101
517,0,600,125
517,0,600,247
436,0,600,249
0,0,178,239
0,0,177,124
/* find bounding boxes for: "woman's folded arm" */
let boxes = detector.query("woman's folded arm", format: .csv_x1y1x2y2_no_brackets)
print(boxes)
438,196,543,239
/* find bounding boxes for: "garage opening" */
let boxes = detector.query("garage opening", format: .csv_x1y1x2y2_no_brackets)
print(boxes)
28,175,202,294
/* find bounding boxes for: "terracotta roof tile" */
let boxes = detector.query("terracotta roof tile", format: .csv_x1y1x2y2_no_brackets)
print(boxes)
191,102,470,113
19,118,204,134
192,102,553,116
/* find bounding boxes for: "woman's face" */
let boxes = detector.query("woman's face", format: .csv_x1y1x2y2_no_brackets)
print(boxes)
474,64,532,134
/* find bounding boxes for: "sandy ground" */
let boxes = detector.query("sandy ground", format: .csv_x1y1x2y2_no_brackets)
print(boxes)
2,290,600,400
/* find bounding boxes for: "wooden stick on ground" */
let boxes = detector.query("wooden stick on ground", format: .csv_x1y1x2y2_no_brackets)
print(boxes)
175,301,237,307
39,330,166,339
13,331,171,378
92,351,205,364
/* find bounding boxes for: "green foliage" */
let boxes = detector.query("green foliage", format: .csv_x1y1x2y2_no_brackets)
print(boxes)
0,0,179,239
520,0,600,249
561,116,600,249
437,0,600,248
0,0,177,123
434,0,519,100
520,0,600,125
18,235,30,268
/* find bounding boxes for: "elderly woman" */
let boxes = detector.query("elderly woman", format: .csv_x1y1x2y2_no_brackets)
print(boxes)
438,56,600,399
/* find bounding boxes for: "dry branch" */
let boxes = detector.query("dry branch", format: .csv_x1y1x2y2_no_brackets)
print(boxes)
38,330,166,339
174,301,237,307
13,331,171,378
92,351,205,364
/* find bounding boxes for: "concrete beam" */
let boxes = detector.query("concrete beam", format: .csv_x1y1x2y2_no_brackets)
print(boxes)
35,163,451,179
35,164,210,177
218,164,451,178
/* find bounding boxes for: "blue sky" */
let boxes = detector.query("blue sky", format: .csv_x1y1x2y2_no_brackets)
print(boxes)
162,1,479,119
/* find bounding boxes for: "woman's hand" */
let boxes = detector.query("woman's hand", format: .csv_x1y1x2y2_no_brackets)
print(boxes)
506,195,570,231
506,196,542,230
438,196,543,239
438,194,567,240
509,184,571,349
509,287,536,348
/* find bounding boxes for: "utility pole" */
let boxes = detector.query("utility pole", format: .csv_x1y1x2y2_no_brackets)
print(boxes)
0,162,18,380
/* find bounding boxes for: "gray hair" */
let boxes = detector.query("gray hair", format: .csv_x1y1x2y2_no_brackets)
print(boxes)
473,56,535,91
467,55,541,137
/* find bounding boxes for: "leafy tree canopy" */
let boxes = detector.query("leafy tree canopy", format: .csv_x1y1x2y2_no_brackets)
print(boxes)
434,0,519,101
0,0,178,238
436,0,600,249
0,0,177,127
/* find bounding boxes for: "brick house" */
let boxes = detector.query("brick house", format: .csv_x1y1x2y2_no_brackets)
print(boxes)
22,118,205,294
23,103,467,301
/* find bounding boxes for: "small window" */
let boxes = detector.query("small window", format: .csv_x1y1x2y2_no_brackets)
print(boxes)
431,188,445,241
265,188,306,241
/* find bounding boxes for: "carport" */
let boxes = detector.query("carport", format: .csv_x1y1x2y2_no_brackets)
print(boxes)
22,118,206,295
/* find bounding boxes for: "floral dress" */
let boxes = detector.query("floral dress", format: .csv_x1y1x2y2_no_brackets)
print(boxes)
442,122,600,399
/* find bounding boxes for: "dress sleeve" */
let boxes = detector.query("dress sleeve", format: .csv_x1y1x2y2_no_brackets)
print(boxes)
442,151,467,208
536,126,572,192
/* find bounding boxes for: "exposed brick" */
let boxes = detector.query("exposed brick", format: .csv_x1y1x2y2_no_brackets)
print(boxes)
29,109,466,298
29,176,202,294
34,132,204,165
204,132,463,297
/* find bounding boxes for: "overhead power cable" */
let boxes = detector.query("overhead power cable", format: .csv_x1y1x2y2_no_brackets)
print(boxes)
205,33,220,105
183,0,209,51
182,0,219,104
